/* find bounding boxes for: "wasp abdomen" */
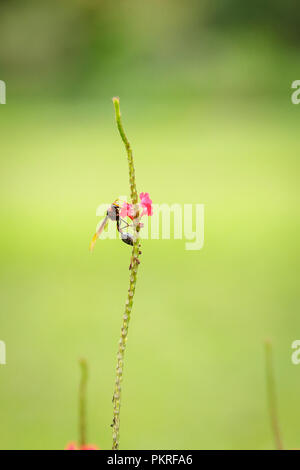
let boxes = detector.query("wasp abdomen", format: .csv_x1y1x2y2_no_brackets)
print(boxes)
120,232,134,246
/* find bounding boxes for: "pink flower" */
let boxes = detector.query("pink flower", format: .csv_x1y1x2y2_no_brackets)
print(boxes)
120,193,153,221
65,442,99,450
120,202,134,220
65,442,77,450
139,192,153,216
80,444,100,450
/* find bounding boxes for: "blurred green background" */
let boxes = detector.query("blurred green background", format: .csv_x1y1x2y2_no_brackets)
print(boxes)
0,0,299,450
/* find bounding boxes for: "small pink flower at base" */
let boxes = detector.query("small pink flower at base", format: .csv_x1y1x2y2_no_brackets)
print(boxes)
80,444,99,450
139,192,153,216
65,442,78,450
65,442,100,450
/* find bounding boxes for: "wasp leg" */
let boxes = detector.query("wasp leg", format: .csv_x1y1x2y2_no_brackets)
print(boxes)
119,218,134,230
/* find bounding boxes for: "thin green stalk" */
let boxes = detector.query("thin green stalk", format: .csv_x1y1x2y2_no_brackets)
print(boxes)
111,97,141,450
79,358,88,448
264,340,283,450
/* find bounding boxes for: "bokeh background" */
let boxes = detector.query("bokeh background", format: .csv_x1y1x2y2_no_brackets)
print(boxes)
0,0,299,450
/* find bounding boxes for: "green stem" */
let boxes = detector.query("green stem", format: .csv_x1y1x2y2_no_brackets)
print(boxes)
79,358,88,447
111,97,141,450
112,97,139,205
264,340,283,450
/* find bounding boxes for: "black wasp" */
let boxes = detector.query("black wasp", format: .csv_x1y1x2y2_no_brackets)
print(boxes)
90,200,134,251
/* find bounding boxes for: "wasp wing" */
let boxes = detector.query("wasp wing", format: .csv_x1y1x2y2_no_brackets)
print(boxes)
89,215,109,251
